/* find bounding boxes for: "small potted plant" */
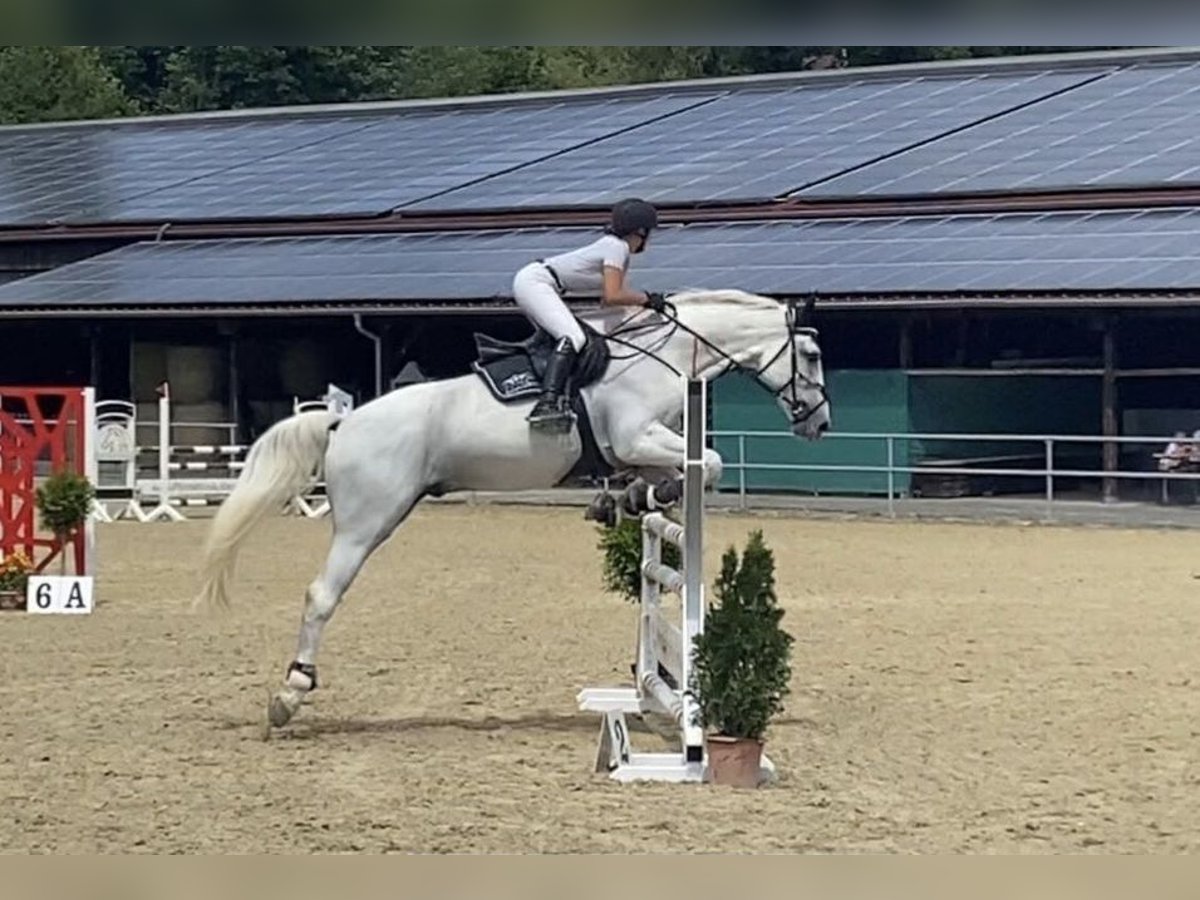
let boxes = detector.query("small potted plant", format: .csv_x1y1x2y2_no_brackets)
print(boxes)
35,470,95,576
0,549,33,610
689,529,794,788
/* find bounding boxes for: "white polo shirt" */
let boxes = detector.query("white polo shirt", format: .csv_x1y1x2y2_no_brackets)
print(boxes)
542,234,630,294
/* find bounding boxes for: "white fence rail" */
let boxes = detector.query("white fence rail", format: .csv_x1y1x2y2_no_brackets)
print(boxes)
91,383,352,523
715,430,1200,518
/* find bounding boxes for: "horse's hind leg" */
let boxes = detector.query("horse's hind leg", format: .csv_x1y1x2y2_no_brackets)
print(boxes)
267,486,423,729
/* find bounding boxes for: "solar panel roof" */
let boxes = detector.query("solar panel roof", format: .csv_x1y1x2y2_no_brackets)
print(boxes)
803,61,1200,198
7,52,1200,229
0,116,367,226
4,206,1200,310
0,92,716,226
403,68,1106,212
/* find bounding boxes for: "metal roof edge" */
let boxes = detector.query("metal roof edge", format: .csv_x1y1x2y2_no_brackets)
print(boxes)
5,292,1200,320
11,184,1200,245
0,46,1192,134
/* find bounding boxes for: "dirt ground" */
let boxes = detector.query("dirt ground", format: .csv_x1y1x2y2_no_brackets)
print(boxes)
3,504,1200,854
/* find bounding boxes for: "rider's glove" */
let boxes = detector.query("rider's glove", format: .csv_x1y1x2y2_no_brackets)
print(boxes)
643,291,666,313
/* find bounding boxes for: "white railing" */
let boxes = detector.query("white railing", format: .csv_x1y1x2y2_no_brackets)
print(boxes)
713,430,1200,519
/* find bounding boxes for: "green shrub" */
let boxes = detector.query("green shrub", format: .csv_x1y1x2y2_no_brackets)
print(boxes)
690,529,794,741
596,516,680,603
35,470,95,575
36,470,95,538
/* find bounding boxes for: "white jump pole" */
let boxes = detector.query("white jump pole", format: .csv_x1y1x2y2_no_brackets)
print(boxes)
82,386,97,576
680,375,705,764
143,382,184,522
579,374,711,782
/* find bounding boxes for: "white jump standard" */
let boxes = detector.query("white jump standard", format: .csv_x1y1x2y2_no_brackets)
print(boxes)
578,378,774,784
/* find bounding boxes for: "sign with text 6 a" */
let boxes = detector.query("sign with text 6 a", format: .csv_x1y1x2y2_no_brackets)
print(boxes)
27,577,94,615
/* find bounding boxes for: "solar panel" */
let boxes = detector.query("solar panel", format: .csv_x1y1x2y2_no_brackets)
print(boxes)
803,61,1200,197
404,69,1104,212
0,116,370,226
93,93,716,223
4,206,1200,308
0,93,715,226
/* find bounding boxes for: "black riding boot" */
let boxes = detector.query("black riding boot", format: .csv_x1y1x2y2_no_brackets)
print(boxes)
527,337,577,433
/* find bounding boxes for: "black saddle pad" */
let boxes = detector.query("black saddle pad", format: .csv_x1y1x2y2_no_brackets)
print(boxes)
472,353,545,401
470,324,610,404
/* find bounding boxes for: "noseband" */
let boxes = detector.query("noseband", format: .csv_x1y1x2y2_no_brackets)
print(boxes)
748,317,830,427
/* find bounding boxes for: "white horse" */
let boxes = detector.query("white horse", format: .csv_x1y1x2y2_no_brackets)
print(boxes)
194,289,830,729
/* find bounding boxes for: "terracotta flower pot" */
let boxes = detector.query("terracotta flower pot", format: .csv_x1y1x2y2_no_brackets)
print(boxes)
705,734,765,788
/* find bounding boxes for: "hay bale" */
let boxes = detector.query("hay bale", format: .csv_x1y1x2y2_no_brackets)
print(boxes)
131,342,167,401
166,345,227,405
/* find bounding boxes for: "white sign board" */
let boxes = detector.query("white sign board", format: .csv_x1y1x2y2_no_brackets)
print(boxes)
27,576,94,615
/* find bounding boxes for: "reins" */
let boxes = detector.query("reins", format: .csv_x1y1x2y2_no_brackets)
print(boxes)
595,298,829,425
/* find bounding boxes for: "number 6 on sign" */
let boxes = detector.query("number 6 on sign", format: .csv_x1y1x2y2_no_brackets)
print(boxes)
26,577,94,615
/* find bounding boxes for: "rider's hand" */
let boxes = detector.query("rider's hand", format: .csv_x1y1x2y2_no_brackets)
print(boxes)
643,291,666,313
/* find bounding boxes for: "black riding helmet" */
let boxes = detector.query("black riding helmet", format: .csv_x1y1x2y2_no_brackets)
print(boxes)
607,198,658,250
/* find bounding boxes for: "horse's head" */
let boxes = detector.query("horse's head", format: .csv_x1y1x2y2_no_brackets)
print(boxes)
757,295,830,440
619,288,832,439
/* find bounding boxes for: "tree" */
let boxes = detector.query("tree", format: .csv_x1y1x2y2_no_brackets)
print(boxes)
0,46,136,125
152,46,408,113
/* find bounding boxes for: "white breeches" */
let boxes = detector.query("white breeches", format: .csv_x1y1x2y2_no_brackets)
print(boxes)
512,263,586,351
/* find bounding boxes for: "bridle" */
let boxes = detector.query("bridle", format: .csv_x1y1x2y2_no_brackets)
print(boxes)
604,294,830,427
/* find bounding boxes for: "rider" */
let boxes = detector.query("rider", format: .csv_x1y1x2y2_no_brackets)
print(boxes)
512,197,666,432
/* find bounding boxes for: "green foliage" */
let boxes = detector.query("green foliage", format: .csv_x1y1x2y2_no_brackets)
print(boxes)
35,470,95,537
0,47,136,125
0,46,1136,126
597,517,680,603
689,529,794,741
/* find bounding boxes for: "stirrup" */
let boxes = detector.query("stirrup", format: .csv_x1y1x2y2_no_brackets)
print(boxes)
528,397,575,433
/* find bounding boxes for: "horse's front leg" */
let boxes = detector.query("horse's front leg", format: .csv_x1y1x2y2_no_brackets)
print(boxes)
612,421,723,513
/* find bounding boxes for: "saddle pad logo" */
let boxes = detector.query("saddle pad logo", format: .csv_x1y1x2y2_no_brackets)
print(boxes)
500,372,539,393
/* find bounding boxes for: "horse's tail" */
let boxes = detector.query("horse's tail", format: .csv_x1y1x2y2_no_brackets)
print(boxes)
195,410,339,610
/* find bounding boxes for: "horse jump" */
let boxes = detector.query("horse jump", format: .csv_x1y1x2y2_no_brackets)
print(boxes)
578,378,774,783
193,290,829,732
92,385,339,523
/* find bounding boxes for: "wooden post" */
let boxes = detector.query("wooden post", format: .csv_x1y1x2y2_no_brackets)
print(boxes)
1102,318,1118,504
89,324,102,389
219,322,242,444
953,315,968,367
899,317,913,369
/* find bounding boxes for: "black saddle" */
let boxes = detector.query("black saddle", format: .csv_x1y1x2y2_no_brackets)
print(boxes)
470,320,613,483
471,321,610,404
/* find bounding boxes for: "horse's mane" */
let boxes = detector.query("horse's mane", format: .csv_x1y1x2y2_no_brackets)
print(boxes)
666,288,782,311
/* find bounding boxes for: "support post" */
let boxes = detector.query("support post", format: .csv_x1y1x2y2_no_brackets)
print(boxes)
1102,318,1118,504
141,384,184,522
82,388,97,576
226,325,241,445
681,376,706,764
89,325,103,391
899,317,913,369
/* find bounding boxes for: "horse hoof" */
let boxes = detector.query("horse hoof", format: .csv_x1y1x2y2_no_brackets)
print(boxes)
621,479,649,516
585,491,617,528
268,692,300,728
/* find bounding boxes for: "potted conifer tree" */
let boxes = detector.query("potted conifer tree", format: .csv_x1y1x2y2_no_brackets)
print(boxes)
689,529,794,788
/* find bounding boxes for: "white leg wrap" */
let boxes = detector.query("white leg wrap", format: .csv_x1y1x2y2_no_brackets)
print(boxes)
286,668,316,692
